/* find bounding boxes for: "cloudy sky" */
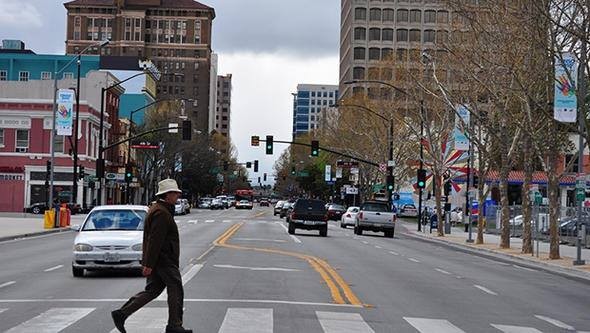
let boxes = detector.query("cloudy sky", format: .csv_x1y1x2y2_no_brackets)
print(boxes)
0,0,341,185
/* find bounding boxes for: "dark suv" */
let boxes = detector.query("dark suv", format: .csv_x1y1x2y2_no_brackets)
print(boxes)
288,199,328,237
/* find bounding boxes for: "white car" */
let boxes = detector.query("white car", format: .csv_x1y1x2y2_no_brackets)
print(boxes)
340,206,359,228
71,205,148,277
175,199,189,215
236,200,253,210
398,204,418,217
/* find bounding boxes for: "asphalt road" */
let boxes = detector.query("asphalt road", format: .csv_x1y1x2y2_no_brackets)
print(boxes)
0,206,589,332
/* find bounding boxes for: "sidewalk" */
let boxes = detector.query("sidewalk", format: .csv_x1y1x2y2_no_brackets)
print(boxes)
399,219,590,282
0,214,86,241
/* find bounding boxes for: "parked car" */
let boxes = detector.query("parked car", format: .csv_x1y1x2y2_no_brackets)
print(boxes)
355,201,396,238
340,206,359,228
198,198,212,209
398,204,418,218
227,196,236,207
27,202,81,215
236,200,254,210
210,199,224,210
280,202,294,218
274,201,286,216
327,204,347,221
174,199,188,215
287,199,328,237
182,199,190,214
71,205,148,277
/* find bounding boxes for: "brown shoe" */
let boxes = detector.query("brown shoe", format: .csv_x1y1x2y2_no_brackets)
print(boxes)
111,310,127,333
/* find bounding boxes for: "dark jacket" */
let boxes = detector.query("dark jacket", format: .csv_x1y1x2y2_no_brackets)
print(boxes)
142,200,180,268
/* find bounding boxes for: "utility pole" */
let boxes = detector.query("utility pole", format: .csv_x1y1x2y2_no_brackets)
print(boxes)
418,100,424,232
72,55,81,207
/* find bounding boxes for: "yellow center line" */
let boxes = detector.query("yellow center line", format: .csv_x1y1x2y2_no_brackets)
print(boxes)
211,223,363,306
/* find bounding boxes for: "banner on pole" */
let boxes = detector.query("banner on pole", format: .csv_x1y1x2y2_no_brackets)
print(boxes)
336,167,343,179
325,165,331,182
454,104,470,151
554,53,578,123
56,89,75,136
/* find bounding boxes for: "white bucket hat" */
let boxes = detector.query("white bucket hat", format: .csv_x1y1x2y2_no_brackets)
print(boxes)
156,179,182,196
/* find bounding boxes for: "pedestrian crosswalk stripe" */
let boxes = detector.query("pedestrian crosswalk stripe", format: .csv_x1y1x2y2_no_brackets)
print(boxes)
109,307,167,333
5,307,94,333
491,324,543,333
158,264,203,301
404,317,467,333
534,315,575,330
0,308,7,314
316,311,375,333
218,308,273,333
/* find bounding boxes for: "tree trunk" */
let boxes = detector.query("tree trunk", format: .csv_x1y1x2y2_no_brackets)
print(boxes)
476,174,485,244
435,172,444,236
521,136,533,254
499,151,511,249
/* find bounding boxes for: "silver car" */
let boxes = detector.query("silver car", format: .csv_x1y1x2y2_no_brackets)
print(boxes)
72,205,148,277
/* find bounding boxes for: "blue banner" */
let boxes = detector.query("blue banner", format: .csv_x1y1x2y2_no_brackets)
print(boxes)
554,53,578,123
56,89,75,136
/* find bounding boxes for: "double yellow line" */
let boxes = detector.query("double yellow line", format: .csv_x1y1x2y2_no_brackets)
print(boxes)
213,223,363,306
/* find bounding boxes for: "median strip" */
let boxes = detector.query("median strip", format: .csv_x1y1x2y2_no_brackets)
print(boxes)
212,223,364,306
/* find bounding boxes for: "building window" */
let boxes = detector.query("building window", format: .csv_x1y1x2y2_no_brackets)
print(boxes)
369,48,381,60
437,11,449,23
63,72,74,79
41,72,52,80
354,7,367,20
354,27,366,40
0,129,3,146
424,10,436,23
370,8,381,21
410,10,421,23
0,70,7,81
397,9,408,22
54,135,64,153
382,28,394,41
195,19,202,44
383,9,394,21
424,29,435,43
396,29,408,42
75,16,81,26
16,129,29,150
353,67,366,80
354,47,366,60
409,29,421,42
369,28,381,41
19,71,29,81
381,48,393,60
437,30,449,44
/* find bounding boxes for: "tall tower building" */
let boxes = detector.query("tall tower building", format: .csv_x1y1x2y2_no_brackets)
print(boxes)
63,0,215,131
215,74,232,144
339,0,450,97
292,84,339,139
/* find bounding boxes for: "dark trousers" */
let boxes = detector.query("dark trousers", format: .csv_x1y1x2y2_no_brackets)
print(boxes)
119,264,184,327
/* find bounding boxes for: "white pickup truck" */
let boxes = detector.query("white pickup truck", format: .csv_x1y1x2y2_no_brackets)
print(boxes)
354,201,396,238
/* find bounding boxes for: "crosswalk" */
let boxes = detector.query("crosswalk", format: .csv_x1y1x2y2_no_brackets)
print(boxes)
0,306,586,333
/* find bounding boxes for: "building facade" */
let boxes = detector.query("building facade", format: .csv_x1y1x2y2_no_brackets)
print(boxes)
339,0,450,97
208,52,218,134
63,0,215,132
215,74,232,140
292,84,339,138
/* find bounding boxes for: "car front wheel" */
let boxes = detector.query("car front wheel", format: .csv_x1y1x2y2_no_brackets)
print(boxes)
72,266,84,277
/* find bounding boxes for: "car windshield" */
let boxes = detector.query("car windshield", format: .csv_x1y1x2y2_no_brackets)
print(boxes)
362,203,391,212
82,209,146,231
329,204,346,210
348,207,359,213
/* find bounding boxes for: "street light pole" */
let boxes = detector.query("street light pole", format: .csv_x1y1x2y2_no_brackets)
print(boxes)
72,55,81,208
418,100,424,232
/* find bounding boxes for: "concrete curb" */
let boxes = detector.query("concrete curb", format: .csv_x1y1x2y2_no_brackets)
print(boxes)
402,228,590,284
0,227,73,243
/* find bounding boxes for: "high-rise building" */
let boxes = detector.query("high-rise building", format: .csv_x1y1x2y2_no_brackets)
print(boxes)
63,0,215,131
339,0,450,97
292,84,338,138
208,53,218,134
215,74,232,140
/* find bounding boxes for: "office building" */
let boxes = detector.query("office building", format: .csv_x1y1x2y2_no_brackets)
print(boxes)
292,84,338,138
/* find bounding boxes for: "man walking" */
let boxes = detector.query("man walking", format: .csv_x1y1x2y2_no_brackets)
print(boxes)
112,179,192,333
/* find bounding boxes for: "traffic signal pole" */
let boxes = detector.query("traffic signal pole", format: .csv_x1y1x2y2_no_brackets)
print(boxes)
418,101,424,232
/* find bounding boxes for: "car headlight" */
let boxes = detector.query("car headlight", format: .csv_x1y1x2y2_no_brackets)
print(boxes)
74,243,93,251
131,243,143,251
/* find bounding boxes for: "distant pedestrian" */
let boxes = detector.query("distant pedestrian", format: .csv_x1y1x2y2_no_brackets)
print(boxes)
111,179,192,333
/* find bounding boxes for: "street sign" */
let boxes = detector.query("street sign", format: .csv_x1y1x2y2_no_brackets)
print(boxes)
576,188,585,202
535,191,543,205
297,171,309,177
336,167,343,179
387,160,395,167
131,141,160,149
379,163,387,173
105,173,117,180
168,123,179,133
337,161,359,168
251,136,260,146
345,187,359,195
325,165,331,182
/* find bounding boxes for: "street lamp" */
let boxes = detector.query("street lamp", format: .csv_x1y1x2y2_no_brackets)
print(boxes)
49,39,109,213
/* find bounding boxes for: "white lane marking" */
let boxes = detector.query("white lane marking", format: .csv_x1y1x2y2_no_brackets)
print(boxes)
408,258,421,263
389,251,399,256
0,308,7,314
43,265,64,272
219,308,273,333
276,221,302,243
456,276,463,279
404,317,467,333
362,241,369,244
6,308,94,333
491,324,543,333
0,281,16,289
474,284,498,296
205,219,215,223
157,264,203,301
374,245,382,249
222,220,232,223
316,311,375,333
534,315,575,330
109,308,167,333
188,220,198,224
513,265,536,272
233,238,287,243
435,268,451,275
213,264,300,272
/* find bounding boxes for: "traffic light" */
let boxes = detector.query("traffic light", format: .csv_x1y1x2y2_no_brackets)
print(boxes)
96,158,105,178
125,164,133,183
417,169,426,189
182,120,192,141
386,175,394,192
291,166,296,175
254,160,259,172
311,140,319,157
444,180,452,196
223,161,229,171
246,162,252,169
263,173,267,182
78,165,85,180
265,135,273,155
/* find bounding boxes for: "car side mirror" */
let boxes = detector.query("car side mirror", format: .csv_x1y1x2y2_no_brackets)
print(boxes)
70,224,81,232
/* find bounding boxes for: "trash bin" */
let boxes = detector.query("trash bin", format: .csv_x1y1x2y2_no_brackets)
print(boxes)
43,210,55,229
59,207,70,228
